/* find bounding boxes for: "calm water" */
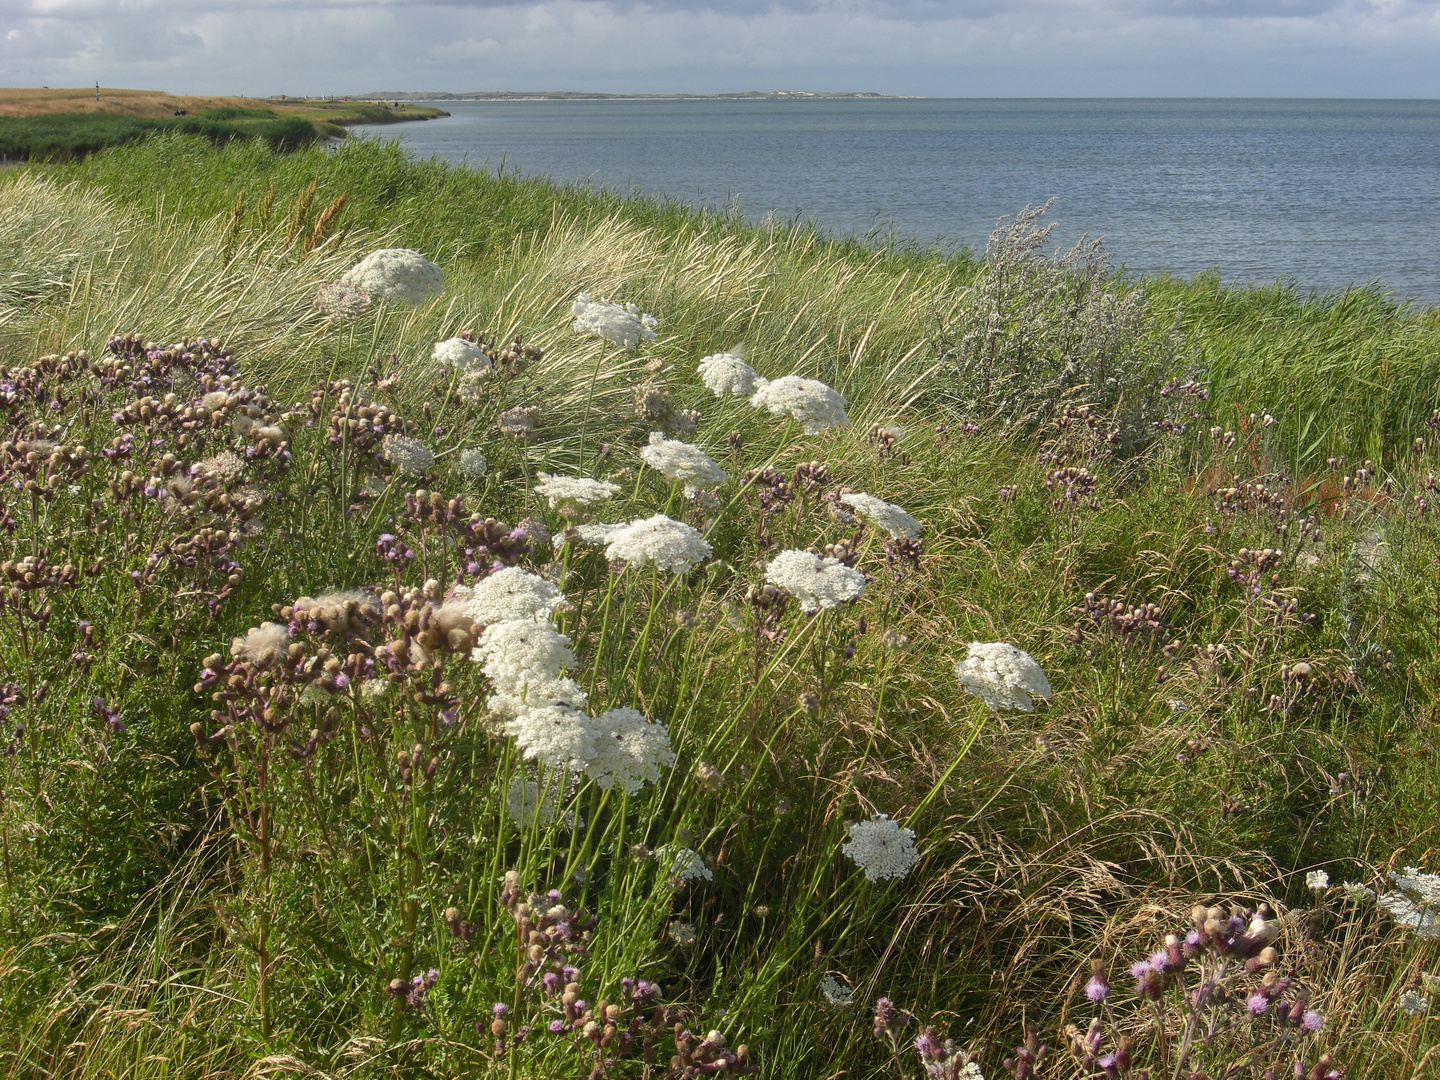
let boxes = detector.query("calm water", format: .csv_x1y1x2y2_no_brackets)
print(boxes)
351,98,1440,301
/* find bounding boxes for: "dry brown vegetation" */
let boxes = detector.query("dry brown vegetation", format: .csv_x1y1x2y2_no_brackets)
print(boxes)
0,87,443,124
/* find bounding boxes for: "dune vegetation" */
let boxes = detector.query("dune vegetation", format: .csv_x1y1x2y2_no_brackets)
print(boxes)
0,133,1438,1080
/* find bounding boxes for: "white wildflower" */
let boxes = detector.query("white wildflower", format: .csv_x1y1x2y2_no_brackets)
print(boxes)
749,374,848,434
458,448,488,478
1378,866,1440,939
298,683,332,707
502,701,597,774
473,621,577,697
381,433,434,475
433,336,493,374
657,844,713,882
505,773,562,828
841,813,920,883
839,492,922,540
583,707,676,794
955,642,1053,713
820,974,853,1007
605,514,712,574
315,280,372,318
341,248,443,304
574,522,626,547
360,677,391,700
668,921,697,945
534,472,620,509
197,450,245,481
231,622,289,666
487,676,589,727
571,291,658,350
764,549,866,612
639,432,727,496
1342,880,1376,902
1306,870,1331,890
1399,990,1430,1017
460,566,564,625
698,351,765,398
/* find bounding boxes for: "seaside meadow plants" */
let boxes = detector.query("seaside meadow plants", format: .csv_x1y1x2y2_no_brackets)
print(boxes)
0,141,1438,1080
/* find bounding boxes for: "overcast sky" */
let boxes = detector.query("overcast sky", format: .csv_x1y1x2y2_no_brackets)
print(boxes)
3,0,1439,98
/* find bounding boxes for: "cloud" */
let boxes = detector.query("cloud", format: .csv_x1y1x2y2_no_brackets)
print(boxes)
1,0,1438,95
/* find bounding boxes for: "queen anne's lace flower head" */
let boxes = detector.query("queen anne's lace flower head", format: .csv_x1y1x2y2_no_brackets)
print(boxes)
433,336,493,374
657,844,713,882
505,774,562,828
1306,870,1330,890
459,567,564,625
574,522,626,547
605,514,712,574
1378,866,1440,939
840,493,922,540
458,448,488,478
749,374,848,434
381,434,434,475
764,549,866,612
955,641,1053,713
316,281,371,318
502,701,597,773
583,707,676,793
534,473,620,509
698,352,765,398
639,432,727,496
341,248,444,304
1399,990,1430,1016
820,974,853,1007
474,621,577,697
572,292,658,350
841,813,920,882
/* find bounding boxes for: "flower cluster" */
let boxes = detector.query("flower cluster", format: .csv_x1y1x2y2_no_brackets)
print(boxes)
841,813,920,882
604,514,712,574
639,432,727,496
748,374,849,434
839,492,922,540
572,292,658,349
433,336,493,374
697,351,765,398
763,549,866,612
534,473,619,510
954,642,1052,713
341,248,444,304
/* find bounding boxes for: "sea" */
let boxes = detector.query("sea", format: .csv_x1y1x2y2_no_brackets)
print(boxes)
349,98,1440,302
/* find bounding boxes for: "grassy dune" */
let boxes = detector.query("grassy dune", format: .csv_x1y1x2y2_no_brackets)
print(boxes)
0,136,1436,1080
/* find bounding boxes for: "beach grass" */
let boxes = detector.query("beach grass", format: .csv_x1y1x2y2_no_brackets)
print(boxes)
0,139,1436,1080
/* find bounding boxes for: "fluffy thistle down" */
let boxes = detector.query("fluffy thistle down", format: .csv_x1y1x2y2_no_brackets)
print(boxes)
841,814,920,882
749,374,849,434
697,351,765,398
341,248,443,304
232,622,288,666
433,336,493,374
584,707,676,793
1378,866,1440,939
571,292,658,349
605,514,713,574
840,492,922,540
657,844,714,883
639,432,728,496
763,549,866,612
534,473,620,509
381,434,434,475
458,567,564,625
473,621,577,697
955,641,1053,713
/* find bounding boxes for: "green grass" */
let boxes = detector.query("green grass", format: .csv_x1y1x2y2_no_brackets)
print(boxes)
0,109,323,161
0,145,1436,1080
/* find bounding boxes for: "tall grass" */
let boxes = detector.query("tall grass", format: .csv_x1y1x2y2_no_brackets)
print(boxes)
0,162,1435,1080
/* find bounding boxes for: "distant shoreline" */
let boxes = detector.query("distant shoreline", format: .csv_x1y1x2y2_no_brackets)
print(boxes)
354,90,912,103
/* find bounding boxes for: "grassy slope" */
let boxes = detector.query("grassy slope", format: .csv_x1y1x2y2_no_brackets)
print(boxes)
0,138,1436,1079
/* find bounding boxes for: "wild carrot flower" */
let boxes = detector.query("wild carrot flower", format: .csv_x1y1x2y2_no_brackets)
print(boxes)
533,473,619,508
573,522,626,547
639,432,727,496
433,336,493,374
571,292,657,349
698,351,765,398
955,642,1052,713
459,567,564,625
820,974,854,1007
839,492,923,540
1378,866,1440,939
657,844,713,882
315,281,372,318
604,514,712,573
473,621,577,696
748,374,848,434
841,813,920,882
1306,870,1330,890
583,707,676,793
1399,990,1430,1016
763,549,866,612
341,248,443,304
381,434,434,475
505,773,563,828
458,448,488,478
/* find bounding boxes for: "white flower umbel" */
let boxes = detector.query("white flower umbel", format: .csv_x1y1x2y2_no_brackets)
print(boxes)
749,374,848,434
1306,870,1330,890
534,473,620,509
764,549,866,613
820,974,854,1008
583,707,676,794
381,433,434,475
1378,866,1440,940
474,621,577,697
502,702,597,774
605,514,712,574
460,567,564,625
1399,990,1430,1017
458,448,488,479
955,642,1053,713
840,493,922,540
639,432,727,497
574,522,626,547
433,336,493,374
697,351,765,398
657,844,713,883
341,248,443,304
841,813,920,883
572,292,658,350
487,676,589,727
505,773,564,828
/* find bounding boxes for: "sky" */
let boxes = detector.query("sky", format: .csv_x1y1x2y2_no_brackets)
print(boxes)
2,0,1439,98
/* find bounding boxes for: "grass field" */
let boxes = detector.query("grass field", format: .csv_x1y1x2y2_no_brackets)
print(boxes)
0,134,1436,1080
